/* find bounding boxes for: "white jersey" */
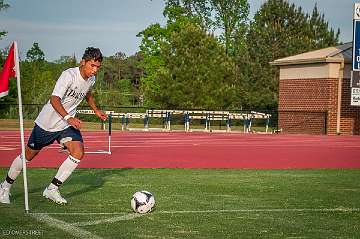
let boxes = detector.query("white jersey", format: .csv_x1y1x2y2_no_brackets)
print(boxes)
35,67,96,132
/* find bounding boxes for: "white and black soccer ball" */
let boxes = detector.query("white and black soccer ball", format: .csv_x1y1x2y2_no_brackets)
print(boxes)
131,190,155,214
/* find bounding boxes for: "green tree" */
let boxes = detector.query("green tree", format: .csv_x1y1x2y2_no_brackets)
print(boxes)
126,52,144,89
158,22,237,109
209,0,249,57
0,0,9,41
138,4,204,107
245,0,340,109
25,43,46,100
0,0,10,65
163,0,250,109
165,0,249,57
137,23,166,106
95,52,130,106
138,3,250,109
89,52,145,107
102,51,126,87
54,55,77,66
125,53,144,105
26,42,45,62
308,3,340,49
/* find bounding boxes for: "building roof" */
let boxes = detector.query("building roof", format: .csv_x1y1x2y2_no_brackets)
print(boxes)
270,42,352,66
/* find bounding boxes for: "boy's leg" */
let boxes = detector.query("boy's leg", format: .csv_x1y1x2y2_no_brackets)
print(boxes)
0,146,39,204
1,124,57,204
43,127,84,205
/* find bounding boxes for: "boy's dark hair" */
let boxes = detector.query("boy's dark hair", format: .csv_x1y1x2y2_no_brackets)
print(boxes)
82,47,103,62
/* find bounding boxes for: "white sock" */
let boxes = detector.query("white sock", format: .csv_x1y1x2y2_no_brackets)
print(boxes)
48,155,80,190
2,155,24,189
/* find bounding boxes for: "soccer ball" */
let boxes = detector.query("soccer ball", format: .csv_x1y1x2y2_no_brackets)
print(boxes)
130,190,155,214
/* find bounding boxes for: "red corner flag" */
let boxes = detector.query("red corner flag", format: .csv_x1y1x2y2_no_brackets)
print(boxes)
0,42,16,98
0,41,29,213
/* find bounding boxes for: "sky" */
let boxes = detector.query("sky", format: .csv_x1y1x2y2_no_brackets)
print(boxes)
0,0,357,61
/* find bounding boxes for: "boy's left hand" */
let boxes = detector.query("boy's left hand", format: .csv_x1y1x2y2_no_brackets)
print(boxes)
95,110,108,121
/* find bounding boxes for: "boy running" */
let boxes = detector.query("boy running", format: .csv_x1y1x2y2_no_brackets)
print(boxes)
0,47,107,205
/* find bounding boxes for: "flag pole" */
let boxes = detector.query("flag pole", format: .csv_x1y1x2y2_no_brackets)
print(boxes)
13,41,30,213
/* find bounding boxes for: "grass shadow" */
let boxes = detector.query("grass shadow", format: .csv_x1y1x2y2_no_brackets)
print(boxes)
65,168,133,199
8,168,133,209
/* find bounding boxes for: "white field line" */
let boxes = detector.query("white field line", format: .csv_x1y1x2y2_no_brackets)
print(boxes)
29,208,360,228
32,207,360,216
30,213,104,239
71,213,144,226
157,208,360,213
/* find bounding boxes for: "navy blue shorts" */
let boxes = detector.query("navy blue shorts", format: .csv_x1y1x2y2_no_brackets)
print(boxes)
27,124,83,150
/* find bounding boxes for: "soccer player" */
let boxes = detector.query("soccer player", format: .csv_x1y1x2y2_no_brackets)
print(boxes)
0,47,107,205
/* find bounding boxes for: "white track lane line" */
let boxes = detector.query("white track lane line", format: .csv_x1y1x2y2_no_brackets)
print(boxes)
30,213,104,239
0,146,16,151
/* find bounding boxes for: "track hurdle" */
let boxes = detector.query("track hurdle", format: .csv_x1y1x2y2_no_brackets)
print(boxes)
228,113,249,133
250,111,272,133
112,110,174,131
74,109,113,154
81,109,272,133
204,111,230,132
112,112,148,131
186,111,208,132
146,109,172,131
184,110,231,132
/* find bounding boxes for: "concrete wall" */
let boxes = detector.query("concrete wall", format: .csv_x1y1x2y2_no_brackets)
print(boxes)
279,63,341,80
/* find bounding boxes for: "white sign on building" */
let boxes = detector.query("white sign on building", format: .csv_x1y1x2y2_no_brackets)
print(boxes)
351,3,360,105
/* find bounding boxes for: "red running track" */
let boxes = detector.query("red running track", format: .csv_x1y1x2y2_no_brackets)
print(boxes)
0,131,360,169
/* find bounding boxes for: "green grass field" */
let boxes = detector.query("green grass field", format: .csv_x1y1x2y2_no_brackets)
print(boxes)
0,168,359,238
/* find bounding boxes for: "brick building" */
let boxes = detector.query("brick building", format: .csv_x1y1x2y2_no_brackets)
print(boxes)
271,42,360,135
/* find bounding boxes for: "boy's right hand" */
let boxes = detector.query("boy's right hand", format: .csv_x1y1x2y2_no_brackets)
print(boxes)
67,117,82,129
